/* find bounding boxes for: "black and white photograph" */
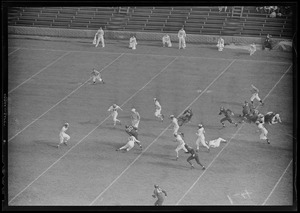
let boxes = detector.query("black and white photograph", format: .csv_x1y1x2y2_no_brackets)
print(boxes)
2,1,297,210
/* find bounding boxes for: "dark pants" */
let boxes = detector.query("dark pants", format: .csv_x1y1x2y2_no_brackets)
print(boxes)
154,197,164,206
187,155,203,167
220,117,234,124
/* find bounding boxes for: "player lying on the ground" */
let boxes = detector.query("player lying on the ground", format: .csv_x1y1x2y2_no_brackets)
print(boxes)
219,106,238,127
115,136,142,152
207,137,227,148
177,108,193,126
125,124,139,140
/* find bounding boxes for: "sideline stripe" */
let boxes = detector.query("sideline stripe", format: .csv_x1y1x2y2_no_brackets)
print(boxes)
8,48,21,56
9,52,70,94
8,56,178,205
8,53,124,142
89,59,236,205
262,159,293,205
10,46,292,64
175,64,292,205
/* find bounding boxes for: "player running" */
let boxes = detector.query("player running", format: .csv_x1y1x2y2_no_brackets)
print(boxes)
184,144,206,170
152,185,167,206
154,98,164,121
170,115,180,135
174,132,188,161
108,104,123,126
115,136,142,152
256,118,270,144
250,84,264,106
131,108,141,128
195,124,210,152
219,107,238,127
57,123,70,148
91,68,105,84
178,108,193,126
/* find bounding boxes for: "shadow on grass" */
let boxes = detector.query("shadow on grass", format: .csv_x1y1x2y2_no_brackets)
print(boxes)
78,119,99,125
32,140,58,148
147,161,190,170
98,140,125,149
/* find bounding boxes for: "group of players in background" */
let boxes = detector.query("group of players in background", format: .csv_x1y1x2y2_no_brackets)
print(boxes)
93,26,257,54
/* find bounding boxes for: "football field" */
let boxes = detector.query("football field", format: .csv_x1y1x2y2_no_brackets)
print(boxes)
6,37,294,206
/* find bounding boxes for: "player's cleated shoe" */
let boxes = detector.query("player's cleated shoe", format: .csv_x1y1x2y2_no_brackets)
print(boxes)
267,139,270,144
202,166,206,170
175,157,178,161
235,123,238,127
207,148,210,153
57,145,60,148
64,142,68,146
190,165,194,169
196,149,199,152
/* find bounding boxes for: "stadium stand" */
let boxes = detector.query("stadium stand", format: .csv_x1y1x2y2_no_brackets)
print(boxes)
8,6,293,38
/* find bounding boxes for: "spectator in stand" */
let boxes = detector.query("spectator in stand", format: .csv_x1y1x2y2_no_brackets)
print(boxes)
263,34,272,50
269,11,276,18
218,6,227,12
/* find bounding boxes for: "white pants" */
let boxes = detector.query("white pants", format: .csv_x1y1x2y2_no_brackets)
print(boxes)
129,42,137,49
217,43,224,51
178,37,186,49
96,36,105,47
258,126,268,140
173,124,179,135
119,140,134,151
250,93,261,102
111,111,120,125
208,138,226,148
155,109,162,117
196,135,209,150
163,40,172,47
175,142,188,157
92,75,103,82
59,132,70,144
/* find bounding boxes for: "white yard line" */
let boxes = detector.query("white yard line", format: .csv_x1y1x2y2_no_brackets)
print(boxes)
8,56,178,205
89,59,237,206
262,159,293,205
10,46,292,64
8,52,70,94
8,53,125,142
175,64,292,205
8,47,21,56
